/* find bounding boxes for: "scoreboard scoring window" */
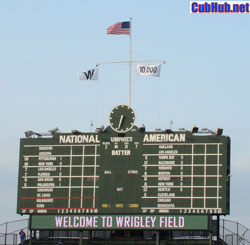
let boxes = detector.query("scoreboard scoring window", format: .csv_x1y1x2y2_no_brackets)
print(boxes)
17,128,230,215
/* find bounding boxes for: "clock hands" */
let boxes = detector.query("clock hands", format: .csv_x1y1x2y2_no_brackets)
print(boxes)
118,115,124,130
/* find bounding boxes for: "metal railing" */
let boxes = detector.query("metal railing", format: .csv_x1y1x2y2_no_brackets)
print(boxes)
0,219,28,245
220,219,250,245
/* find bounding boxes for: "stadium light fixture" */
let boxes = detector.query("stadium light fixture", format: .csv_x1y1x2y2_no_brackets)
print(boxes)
72,130,82,135
49,127,60,134
165,129,172,133
201,128,224,135
96,125,104,133
215,128,223,136
179,128,187,131
191,126,199,134
139,124,145,132
155,128,163,132
201,128,215,134
25,130,43,138
25,130,34,138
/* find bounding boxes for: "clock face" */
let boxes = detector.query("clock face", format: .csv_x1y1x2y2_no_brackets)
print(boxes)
109,105,136,133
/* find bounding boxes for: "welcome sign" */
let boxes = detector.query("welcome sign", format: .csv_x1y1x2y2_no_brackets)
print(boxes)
31,215,208,230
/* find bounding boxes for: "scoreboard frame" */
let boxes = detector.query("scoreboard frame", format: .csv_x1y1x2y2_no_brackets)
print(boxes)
17,128,230,217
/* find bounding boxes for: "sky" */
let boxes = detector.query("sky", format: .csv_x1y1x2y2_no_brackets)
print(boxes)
0,0,250,232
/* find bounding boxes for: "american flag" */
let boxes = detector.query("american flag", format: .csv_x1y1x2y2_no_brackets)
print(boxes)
107,21,130,35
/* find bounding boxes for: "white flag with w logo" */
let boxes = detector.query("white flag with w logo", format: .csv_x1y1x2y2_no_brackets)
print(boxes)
78,66,98,80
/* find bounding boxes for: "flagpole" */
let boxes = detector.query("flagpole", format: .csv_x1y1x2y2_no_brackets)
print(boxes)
97,59,165,66
129,17,132,106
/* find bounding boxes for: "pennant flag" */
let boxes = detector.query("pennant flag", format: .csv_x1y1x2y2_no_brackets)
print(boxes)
78,67,98,81
107,21,130,35
136,64,161,77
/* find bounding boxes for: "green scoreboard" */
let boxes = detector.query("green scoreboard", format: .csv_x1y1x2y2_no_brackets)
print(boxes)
17,105,230,217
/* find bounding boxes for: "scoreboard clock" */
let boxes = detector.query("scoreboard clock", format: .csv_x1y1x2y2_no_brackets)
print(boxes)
109,104,136,133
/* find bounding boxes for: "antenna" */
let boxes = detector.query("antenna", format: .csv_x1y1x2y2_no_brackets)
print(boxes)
170,120,173,130
90,121,93,132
